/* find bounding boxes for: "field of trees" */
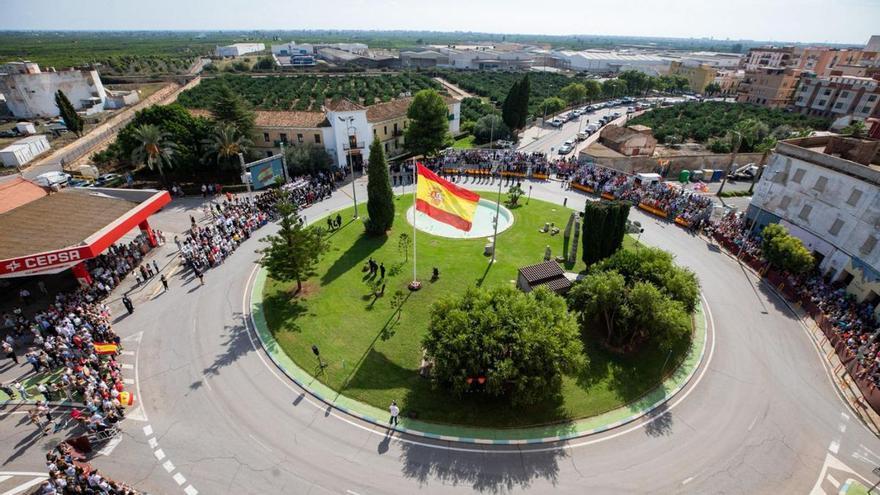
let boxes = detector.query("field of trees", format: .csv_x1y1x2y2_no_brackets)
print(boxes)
437,70,590,116
627,101,830,149
177,73,443,111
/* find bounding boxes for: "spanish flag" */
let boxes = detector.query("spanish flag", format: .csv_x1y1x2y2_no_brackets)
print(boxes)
94,343,118,355
416,163,480,231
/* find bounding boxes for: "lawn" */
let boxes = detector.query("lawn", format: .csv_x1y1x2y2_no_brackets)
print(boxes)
452,134,476,149
262,194,691,427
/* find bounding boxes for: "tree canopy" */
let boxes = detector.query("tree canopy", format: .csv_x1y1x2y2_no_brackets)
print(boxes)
761,223,815,275
582,201,630,265
54,90,84,137
260,201,328,293
284,143,334,177
365,137,395,235
209,81,256,137
404,89,452,157
423,285,585,406
473,114,511,144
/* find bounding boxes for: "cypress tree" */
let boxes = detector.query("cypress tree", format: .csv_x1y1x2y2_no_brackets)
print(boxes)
365,137,395,235
515,74,530,129
582,201,630,265
55,90,84,137
501,79,520,132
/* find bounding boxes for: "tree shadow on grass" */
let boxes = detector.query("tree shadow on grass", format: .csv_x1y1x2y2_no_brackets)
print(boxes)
399,439,565,493
261,290,309,334
321,233,389,286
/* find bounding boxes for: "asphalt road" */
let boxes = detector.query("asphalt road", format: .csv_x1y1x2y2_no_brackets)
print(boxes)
2,177,879,494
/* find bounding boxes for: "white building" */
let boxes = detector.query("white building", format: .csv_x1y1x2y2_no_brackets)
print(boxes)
0,135,51,168
749,135,880,306
0,62,107,118
215,43,265,58
551,50,671,75
271,42,315,56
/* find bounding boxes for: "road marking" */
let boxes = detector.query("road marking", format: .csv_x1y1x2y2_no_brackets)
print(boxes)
248,434,273,453
346,490,361,495
184,485,198,495
0,477,48,495
148,437,158,448
121,363,134,370
173,473,186,485
121,350,135,356
827,474,840,489
0,473,47,477
202,375,213,392
747,415,758,431
681,477,694,485
162,460,175,473
839,423,847,433
123,378,135,385
128,331,148,422
142,425,153,436
154,449,165,460
829,440,840,454
0,477,9,484
98,436,123,456
841,412,850,421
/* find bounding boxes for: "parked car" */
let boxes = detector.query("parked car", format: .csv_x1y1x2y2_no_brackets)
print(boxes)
558,143,574,155
34,171,70,188
549,118,564,128
576,130,591,141
585,123,600,133
626,106,636,113
68,178,92,187
94,173,123,187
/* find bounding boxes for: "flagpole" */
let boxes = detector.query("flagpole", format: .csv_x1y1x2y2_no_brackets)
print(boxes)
409,161,421,291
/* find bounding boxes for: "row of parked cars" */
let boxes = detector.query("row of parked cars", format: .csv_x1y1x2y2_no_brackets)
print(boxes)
33,171,123,188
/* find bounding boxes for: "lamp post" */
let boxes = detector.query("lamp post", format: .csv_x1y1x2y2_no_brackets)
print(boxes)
491,136,504,264
338,116,359,219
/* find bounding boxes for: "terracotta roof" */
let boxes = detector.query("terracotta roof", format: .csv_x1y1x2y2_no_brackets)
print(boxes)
518,261,564,284
0,177,48,215
254,111,329,128
187,109,328,128
580,142,625,158
324,98,365,112
0,189,139,259
600,125,641,145
366,97,413,123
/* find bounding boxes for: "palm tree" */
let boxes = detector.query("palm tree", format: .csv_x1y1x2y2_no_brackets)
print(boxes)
202,123,253,175
130,124,177,186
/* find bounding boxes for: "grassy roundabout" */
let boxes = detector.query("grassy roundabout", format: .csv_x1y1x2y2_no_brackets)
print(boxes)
263,194,692,427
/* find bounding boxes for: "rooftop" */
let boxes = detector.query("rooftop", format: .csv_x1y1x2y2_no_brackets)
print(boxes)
0,177,47,215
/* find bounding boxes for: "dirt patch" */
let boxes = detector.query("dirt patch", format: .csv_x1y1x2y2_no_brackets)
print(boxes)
288,280,319,299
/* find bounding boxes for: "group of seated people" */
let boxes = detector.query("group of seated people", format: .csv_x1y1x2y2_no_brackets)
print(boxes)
41,449,141,494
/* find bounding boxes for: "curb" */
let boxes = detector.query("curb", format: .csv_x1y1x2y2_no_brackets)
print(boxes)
246,262,712,444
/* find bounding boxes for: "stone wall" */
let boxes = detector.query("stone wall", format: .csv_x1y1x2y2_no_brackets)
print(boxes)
580,150,768,178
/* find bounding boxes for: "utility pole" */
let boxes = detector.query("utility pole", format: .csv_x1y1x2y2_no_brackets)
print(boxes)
338,116,359,218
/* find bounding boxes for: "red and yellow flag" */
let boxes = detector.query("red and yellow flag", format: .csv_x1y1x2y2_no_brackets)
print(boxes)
93,343,118,355
416,163,480,231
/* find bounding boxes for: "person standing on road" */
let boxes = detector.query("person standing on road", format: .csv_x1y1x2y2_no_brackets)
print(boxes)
2,340,17,364
152,259,159,275
160,274,169,291
15,381,29,400
389,400,400,426
197,270,205,285
121,295,134,315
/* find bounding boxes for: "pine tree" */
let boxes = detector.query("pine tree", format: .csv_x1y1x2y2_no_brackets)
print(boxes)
501,79,520,131
260,201,327,294
209,82,255,137
403,89,452,158
365,137,395,235
55,90,84,137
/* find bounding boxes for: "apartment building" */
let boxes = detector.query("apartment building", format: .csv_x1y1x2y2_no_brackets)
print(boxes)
667,61,717,93
749,135,880,308
793,73,880,120
0,62,107,118
736,66,801,108
742,47,798,70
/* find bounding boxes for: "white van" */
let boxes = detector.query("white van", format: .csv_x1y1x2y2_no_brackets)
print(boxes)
585,122,600,133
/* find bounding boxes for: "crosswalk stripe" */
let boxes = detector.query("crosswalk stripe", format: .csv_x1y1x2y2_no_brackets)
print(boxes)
0,478,9,484
0,477,48,495
173,473,186,485
827,474,840,488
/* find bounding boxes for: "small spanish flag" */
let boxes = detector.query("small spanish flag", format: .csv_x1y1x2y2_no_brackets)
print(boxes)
94,343,118,355
416,163,480,231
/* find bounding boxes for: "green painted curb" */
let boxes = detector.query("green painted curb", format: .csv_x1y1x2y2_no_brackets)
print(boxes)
248,267,710,443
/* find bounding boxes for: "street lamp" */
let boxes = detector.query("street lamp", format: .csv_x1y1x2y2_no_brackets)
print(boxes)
338,116,359,219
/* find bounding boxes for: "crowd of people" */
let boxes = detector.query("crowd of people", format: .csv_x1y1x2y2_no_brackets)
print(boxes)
422,149,575,178
40,452,141,494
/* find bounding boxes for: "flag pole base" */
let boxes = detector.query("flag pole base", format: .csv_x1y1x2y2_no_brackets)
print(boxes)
408,281,422,291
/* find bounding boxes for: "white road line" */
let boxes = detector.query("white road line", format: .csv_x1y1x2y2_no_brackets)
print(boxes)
162,460,175,473
0,477,48,495
121,350,135,356
827,474,840,488
129,331,148,422
154,449,165,460
841,412,850,421
121,363,134,370
839,423,847,433
0,477,9,484
123,378,135,385
0,473,47,477
829,440,841,454
681,477,694,485
346,490,361,495
248,434,273,453
859,444,880,461
142,425,153,436
173,473,186,486
184,485,198,495
148,437,158,448
747,415,758,431
97,436,123,456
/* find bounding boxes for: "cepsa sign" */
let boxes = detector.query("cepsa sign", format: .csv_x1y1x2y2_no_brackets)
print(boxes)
0,247,90,277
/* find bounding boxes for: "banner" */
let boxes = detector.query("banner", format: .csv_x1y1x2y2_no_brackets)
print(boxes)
247,156,285,190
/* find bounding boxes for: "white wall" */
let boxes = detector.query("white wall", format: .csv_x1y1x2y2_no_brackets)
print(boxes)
326,109,371,168
448,102,461,134
0,69,106,118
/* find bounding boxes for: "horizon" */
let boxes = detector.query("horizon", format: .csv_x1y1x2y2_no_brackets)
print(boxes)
1,0,877,45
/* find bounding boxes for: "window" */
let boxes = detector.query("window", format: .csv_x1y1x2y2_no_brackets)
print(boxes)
863,106,872,113
393,123,399,135
779,196,792,209
383,125,388,135
818,99,827,106
297,133,303,144
314,133,321,144
862,236,878,255
280,133,287,142
829,219,844,235
373,129,377,138
263,132,270,143
384,143,389,153
834,102,843,109
840,91,849,98
824,89,832,96
792,169,805,183
813,176,827,192
348,135,357,148
847,189,862,207
799,204,812,221
265,151,272,157
869,95,878,102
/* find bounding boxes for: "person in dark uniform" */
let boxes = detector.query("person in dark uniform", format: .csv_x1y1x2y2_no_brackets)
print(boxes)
122,295,134,314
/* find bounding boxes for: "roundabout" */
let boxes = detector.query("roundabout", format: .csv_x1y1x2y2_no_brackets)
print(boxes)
405,198,514,239
45,179,880,494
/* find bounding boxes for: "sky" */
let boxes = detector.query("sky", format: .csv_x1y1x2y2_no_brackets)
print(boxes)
1,0,878,45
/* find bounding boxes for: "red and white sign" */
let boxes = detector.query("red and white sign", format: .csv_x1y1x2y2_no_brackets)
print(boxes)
0,246,91,278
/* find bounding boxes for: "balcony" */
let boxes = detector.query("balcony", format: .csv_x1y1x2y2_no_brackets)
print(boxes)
274,139,290,147
343,141,366,151
392,129,404,137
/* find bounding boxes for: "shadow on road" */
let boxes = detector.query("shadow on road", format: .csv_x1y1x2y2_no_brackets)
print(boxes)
201,312,253,378
398,440,564,492
643,402,673,437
